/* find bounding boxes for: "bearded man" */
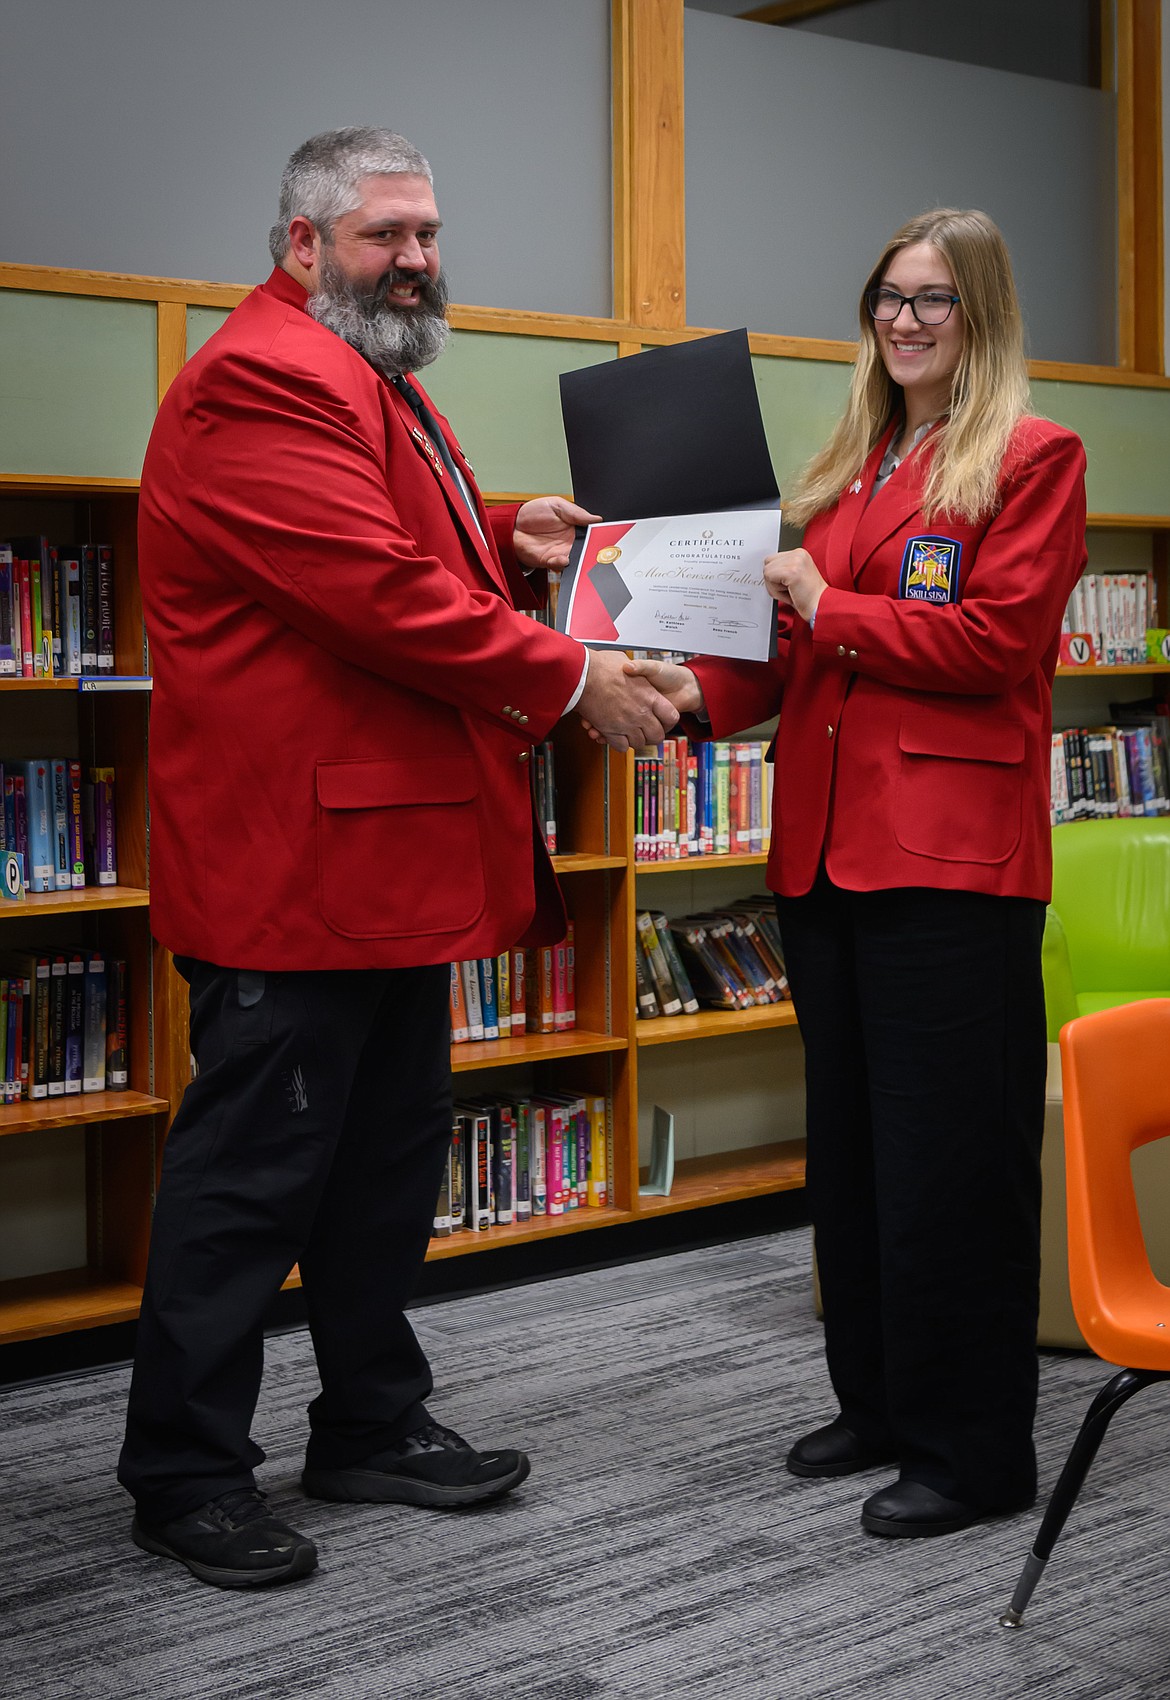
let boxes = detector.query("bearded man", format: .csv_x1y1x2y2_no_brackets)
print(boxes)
118,127,676,1590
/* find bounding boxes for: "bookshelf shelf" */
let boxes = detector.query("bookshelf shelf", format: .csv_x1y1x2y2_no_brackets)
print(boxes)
1055,662,1170,677
451,1028,625,1073
0,474,140,496
634,1139,807,1217
636,1003,800,1047
634,851,770,874
0,1268,145,1345
429,1205,633,1257
550,851,627,873
0,1090,168,1138
0,677,152,693
0,885,150,918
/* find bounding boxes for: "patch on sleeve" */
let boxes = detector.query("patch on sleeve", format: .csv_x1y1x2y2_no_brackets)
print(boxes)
898,536,961,604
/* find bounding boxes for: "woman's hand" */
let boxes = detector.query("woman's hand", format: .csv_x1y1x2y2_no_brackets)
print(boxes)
763,548,827,623
578,656,705,745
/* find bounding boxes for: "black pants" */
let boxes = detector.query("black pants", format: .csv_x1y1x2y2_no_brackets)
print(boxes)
118,958,453,1525
775,872,1047,1509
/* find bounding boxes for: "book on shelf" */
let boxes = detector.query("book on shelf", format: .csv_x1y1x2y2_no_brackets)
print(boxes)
633,934,661,1018
533,740,557,853
433,1089,610,1234
635,911,683,1016
0,760,118,894
1,536,115,677
634,737,772,861
105,956,129,1087
448,939,576,1046
1063,571,1161,666
84,767,118,885
647,906,791,1017
1051,708,1170,822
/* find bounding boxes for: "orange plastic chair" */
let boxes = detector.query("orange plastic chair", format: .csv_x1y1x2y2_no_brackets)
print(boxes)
1000,998,1170,1628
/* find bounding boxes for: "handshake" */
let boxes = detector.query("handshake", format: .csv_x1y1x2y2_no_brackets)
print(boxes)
574,652,705,753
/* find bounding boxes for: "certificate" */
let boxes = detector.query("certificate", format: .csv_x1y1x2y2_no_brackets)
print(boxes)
557,508,780,662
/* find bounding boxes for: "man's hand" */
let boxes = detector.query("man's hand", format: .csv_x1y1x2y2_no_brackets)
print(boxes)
763,548,827,623
513,497,601,571
575,649,680,753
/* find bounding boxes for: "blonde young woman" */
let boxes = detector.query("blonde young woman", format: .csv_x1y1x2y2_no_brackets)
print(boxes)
632,210,1087,1537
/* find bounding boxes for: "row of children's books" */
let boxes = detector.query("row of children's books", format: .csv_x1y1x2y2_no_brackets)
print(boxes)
0,761,117,892
1051,710,1170,822
635,738,773,861
434,1090,608,1233
0,537,117,678
450,924,575,1043
0,950,128,1104
635,901,790,1018
1061,572,1162,666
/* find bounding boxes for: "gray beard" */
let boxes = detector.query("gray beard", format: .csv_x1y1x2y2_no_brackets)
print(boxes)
307,253,450,376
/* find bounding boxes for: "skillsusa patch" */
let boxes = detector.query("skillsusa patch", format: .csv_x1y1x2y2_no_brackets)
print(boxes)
898,535,961,604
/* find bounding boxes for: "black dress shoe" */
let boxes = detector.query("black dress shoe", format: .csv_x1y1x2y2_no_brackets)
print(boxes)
132,1487,318,1588
786,1417,897,1479
860,1478,1030,1539
302,1419,531,1508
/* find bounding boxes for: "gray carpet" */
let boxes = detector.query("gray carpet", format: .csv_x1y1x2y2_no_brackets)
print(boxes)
1,1229,1167,1700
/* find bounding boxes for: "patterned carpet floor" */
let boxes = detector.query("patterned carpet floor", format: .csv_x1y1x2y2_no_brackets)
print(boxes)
2,1228,1168,1700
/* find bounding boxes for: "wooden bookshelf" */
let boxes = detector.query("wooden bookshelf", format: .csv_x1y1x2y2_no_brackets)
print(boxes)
0,476,185,1346
635,1139,807,1217
0,1091,168,1137
636,1003,799,1047
452,1029,626,1073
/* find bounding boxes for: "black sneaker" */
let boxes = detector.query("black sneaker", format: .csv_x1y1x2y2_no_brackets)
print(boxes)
131,1487,318,1588
302,1420,531,1508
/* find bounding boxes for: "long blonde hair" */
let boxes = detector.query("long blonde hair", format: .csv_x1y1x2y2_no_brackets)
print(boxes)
785,208,1030,529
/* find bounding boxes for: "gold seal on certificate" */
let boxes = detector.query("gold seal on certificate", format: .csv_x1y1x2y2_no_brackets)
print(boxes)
558,507,781,661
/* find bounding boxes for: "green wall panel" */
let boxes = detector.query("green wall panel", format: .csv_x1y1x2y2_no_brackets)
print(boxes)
423,332,616,495
1031,379,1170,517
187,306,233,358
752,356,853,500
0,293,156,478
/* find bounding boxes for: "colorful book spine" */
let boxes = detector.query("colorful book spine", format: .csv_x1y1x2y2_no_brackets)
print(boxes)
51,758,71,890
105,957,129,1088
0,546,15,676
21,759,55,892
509,947,526,1033
96,544,115,672
460,958,484,1041
588,1095,608,1207
87,767,118,884
477,956,499,1040
83,950,107,1092
449,960,469,1044
64,952,85,1094
67,760,85,887
530,1101,548,1215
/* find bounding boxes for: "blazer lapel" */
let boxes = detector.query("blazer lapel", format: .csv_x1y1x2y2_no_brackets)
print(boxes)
849,421,941,584
820,425,896,589
387,380,512,598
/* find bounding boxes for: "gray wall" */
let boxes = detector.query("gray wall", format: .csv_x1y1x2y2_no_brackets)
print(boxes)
0,0,613,316
684,9,1117,363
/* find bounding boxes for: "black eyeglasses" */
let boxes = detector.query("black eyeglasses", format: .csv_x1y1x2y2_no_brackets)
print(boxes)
865,287,961,325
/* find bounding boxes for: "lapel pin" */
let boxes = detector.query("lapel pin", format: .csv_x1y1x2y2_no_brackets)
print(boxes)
849,478,863,496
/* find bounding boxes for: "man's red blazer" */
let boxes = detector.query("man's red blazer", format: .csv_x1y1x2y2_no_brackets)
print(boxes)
139,267,585,970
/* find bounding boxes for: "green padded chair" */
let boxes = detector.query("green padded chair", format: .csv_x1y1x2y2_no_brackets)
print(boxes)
1039,818,1170,1346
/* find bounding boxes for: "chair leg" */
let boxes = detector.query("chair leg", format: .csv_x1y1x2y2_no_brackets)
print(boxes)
998,1366,1169,1628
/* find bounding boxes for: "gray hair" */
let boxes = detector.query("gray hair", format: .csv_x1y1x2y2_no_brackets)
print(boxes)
268,127,433,264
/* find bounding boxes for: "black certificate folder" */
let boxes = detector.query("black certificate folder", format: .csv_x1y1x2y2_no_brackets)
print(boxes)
559,328,780,520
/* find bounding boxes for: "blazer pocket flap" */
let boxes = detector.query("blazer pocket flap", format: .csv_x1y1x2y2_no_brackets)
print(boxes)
898,715,1024,766
317,755,478,810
